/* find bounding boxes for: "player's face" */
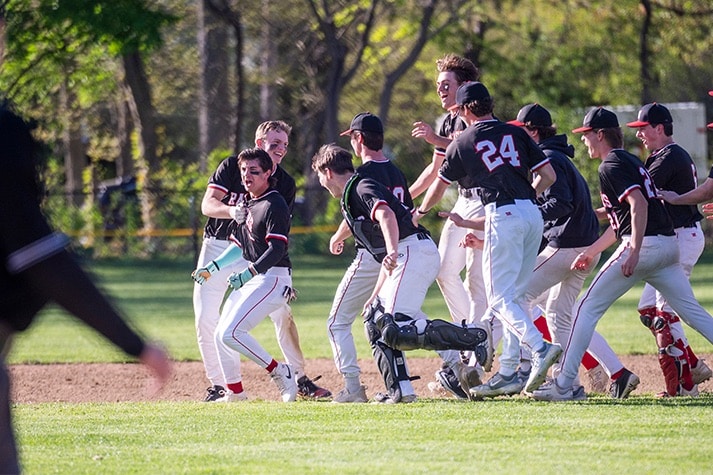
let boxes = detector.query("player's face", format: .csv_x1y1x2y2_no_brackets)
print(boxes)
257,130,289,165
581,131,601,159
634,125,659,151
436,71,459,111
240,159,272,197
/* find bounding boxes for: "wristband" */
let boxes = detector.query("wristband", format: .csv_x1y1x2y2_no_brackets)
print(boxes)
416,208,429,215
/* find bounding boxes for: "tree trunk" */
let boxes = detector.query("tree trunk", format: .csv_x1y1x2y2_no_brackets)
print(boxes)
116,88,134,179
639,0,653,103
122,51,160,247
198,0,231,171
60,81,85,207
260,0,275,121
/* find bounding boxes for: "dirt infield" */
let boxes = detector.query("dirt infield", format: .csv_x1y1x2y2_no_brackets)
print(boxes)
9,354,713,403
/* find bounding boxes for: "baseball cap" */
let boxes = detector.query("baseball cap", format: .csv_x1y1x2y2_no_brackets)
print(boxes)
339,112,383,136
507,103,552,127
456,82,491,106
626,102,672,128
572,107,619,133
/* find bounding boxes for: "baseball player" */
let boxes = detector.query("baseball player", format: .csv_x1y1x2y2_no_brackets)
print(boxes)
192,121,330,401
411,54,489,397
414,82,562,397
193,148,298,402
532,107,713,401
0,103,171,473
627,102,712,396
313,144,488,404
465,103,632,399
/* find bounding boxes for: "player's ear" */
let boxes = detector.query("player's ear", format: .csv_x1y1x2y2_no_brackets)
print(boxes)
255,138,264,149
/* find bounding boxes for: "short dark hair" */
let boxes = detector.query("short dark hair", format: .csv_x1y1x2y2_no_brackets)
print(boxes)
599,128,624,149
312,143,355,175
461,97,494,117
351,130,383,151
528,125,557,140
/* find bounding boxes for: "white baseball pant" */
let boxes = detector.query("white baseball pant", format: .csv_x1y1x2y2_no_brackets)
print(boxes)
559,234,713,388
638,223,705,345
215,267,291,379
327,248,382,378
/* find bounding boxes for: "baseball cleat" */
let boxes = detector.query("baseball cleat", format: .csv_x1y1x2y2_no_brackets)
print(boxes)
297,375,332,400
203,385,227,402
332,386,368,403
478,321,495,372
691,360,713,385
270,362,298,402
215,390,248,402
434,366,468,399
371,392,417,404
525,342,562,393
530,380,586,401
469,371,523,400
608,368,640,399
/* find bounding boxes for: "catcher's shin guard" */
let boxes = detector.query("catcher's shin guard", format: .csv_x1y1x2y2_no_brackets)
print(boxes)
640,308,691,396
377,313,489,365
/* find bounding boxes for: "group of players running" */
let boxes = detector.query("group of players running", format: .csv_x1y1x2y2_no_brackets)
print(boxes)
191,53,713,403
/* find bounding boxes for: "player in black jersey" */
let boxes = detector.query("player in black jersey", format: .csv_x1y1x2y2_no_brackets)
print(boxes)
192,121,329,402
314,143,488,404
0,104,171,472
533,107,713,401
194,148,298,402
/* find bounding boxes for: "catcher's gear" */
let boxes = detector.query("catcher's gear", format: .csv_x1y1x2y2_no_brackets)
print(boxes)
639,307,692,396
364,300,414,403
192,260,219,285
228,267,254,290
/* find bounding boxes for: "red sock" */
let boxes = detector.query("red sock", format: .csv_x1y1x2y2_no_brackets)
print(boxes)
533,315,552,342
581,352,599,370
227,382,244,394
265,359,278,373
686,346,699,367
611,368,624,381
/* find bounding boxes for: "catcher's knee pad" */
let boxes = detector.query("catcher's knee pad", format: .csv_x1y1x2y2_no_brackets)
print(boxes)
371,340,411,402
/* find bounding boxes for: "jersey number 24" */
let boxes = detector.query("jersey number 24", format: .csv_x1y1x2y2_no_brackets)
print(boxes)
476,135,520,172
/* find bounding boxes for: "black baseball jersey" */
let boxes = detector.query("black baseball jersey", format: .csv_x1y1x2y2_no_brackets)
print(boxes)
356,159,414,211
229,189,291,272
340,174,424,263
439,119,549,204
598,149,674,238
434,112,467,160
538,134,599,248
203,156,296,240
644,143,702,228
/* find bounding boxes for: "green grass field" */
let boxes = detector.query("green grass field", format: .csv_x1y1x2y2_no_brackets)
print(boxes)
10,250,713,473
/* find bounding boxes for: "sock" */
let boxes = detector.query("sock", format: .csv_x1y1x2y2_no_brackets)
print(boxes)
518,360,532,373
610,368,624,381
686,346,699,367
581,352,600,370
533,314,552,342
227,381,244,394
266,359,278,373
345,373,361,393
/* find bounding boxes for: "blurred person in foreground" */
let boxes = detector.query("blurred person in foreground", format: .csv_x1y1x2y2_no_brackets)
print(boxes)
0,103,172,474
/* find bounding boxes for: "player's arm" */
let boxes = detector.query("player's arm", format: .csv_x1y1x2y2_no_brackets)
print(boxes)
372,204,400,275
620,189,647,277
538,161,574,221
532,162,556,197
437,211,485,231
660,177,713,206
413,177,449,225
329,219,353,255
572,225,617,272
411,121,452,149
200,187,233,219
409,150,446,199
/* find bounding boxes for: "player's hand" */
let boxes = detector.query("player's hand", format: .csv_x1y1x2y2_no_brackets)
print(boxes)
657,189,680,205
139,342,172,397
329,236,345,255
460,232,483,249
191,261,219,285
702,202,713,219
438,211,467,227
411,121,436,144
227,267,255,290
382,251,398,275
572,252,594,271
230,202,248,225
620,249,639,278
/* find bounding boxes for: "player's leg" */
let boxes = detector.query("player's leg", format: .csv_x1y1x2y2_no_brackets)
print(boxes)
271,304,305,377
193,238,244,400
0,353,20,474
328,250,380,402
436,197,470,322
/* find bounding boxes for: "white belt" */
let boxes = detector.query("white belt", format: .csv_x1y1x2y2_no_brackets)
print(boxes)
264,267,291,277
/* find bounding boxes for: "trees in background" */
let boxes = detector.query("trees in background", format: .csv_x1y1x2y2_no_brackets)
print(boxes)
2,0,713,255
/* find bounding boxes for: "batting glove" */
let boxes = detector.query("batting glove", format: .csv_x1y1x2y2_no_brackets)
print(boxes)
191,260,219,285
228,267,255,290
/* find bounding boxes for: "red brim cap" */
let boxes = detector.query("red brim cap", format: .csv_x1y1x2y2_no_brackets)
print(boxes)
626,120,649,128
339,128,352,136
708,122,713,129
507,120,525,126
709,91,713,96
571,126,593,134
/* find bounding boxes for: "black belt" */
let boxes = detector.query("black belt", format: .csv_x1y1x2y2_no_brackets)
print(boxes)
416,232,430,241
458,187,478,198
681,222,699,229
490,198,536,208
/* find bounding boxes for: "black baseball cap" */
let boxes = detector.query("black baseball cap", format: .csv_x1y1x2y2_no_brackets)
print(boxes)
572,107,619,133
456,82,491,106
626,102,672,128
507,103,552,127
340,112,383,136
